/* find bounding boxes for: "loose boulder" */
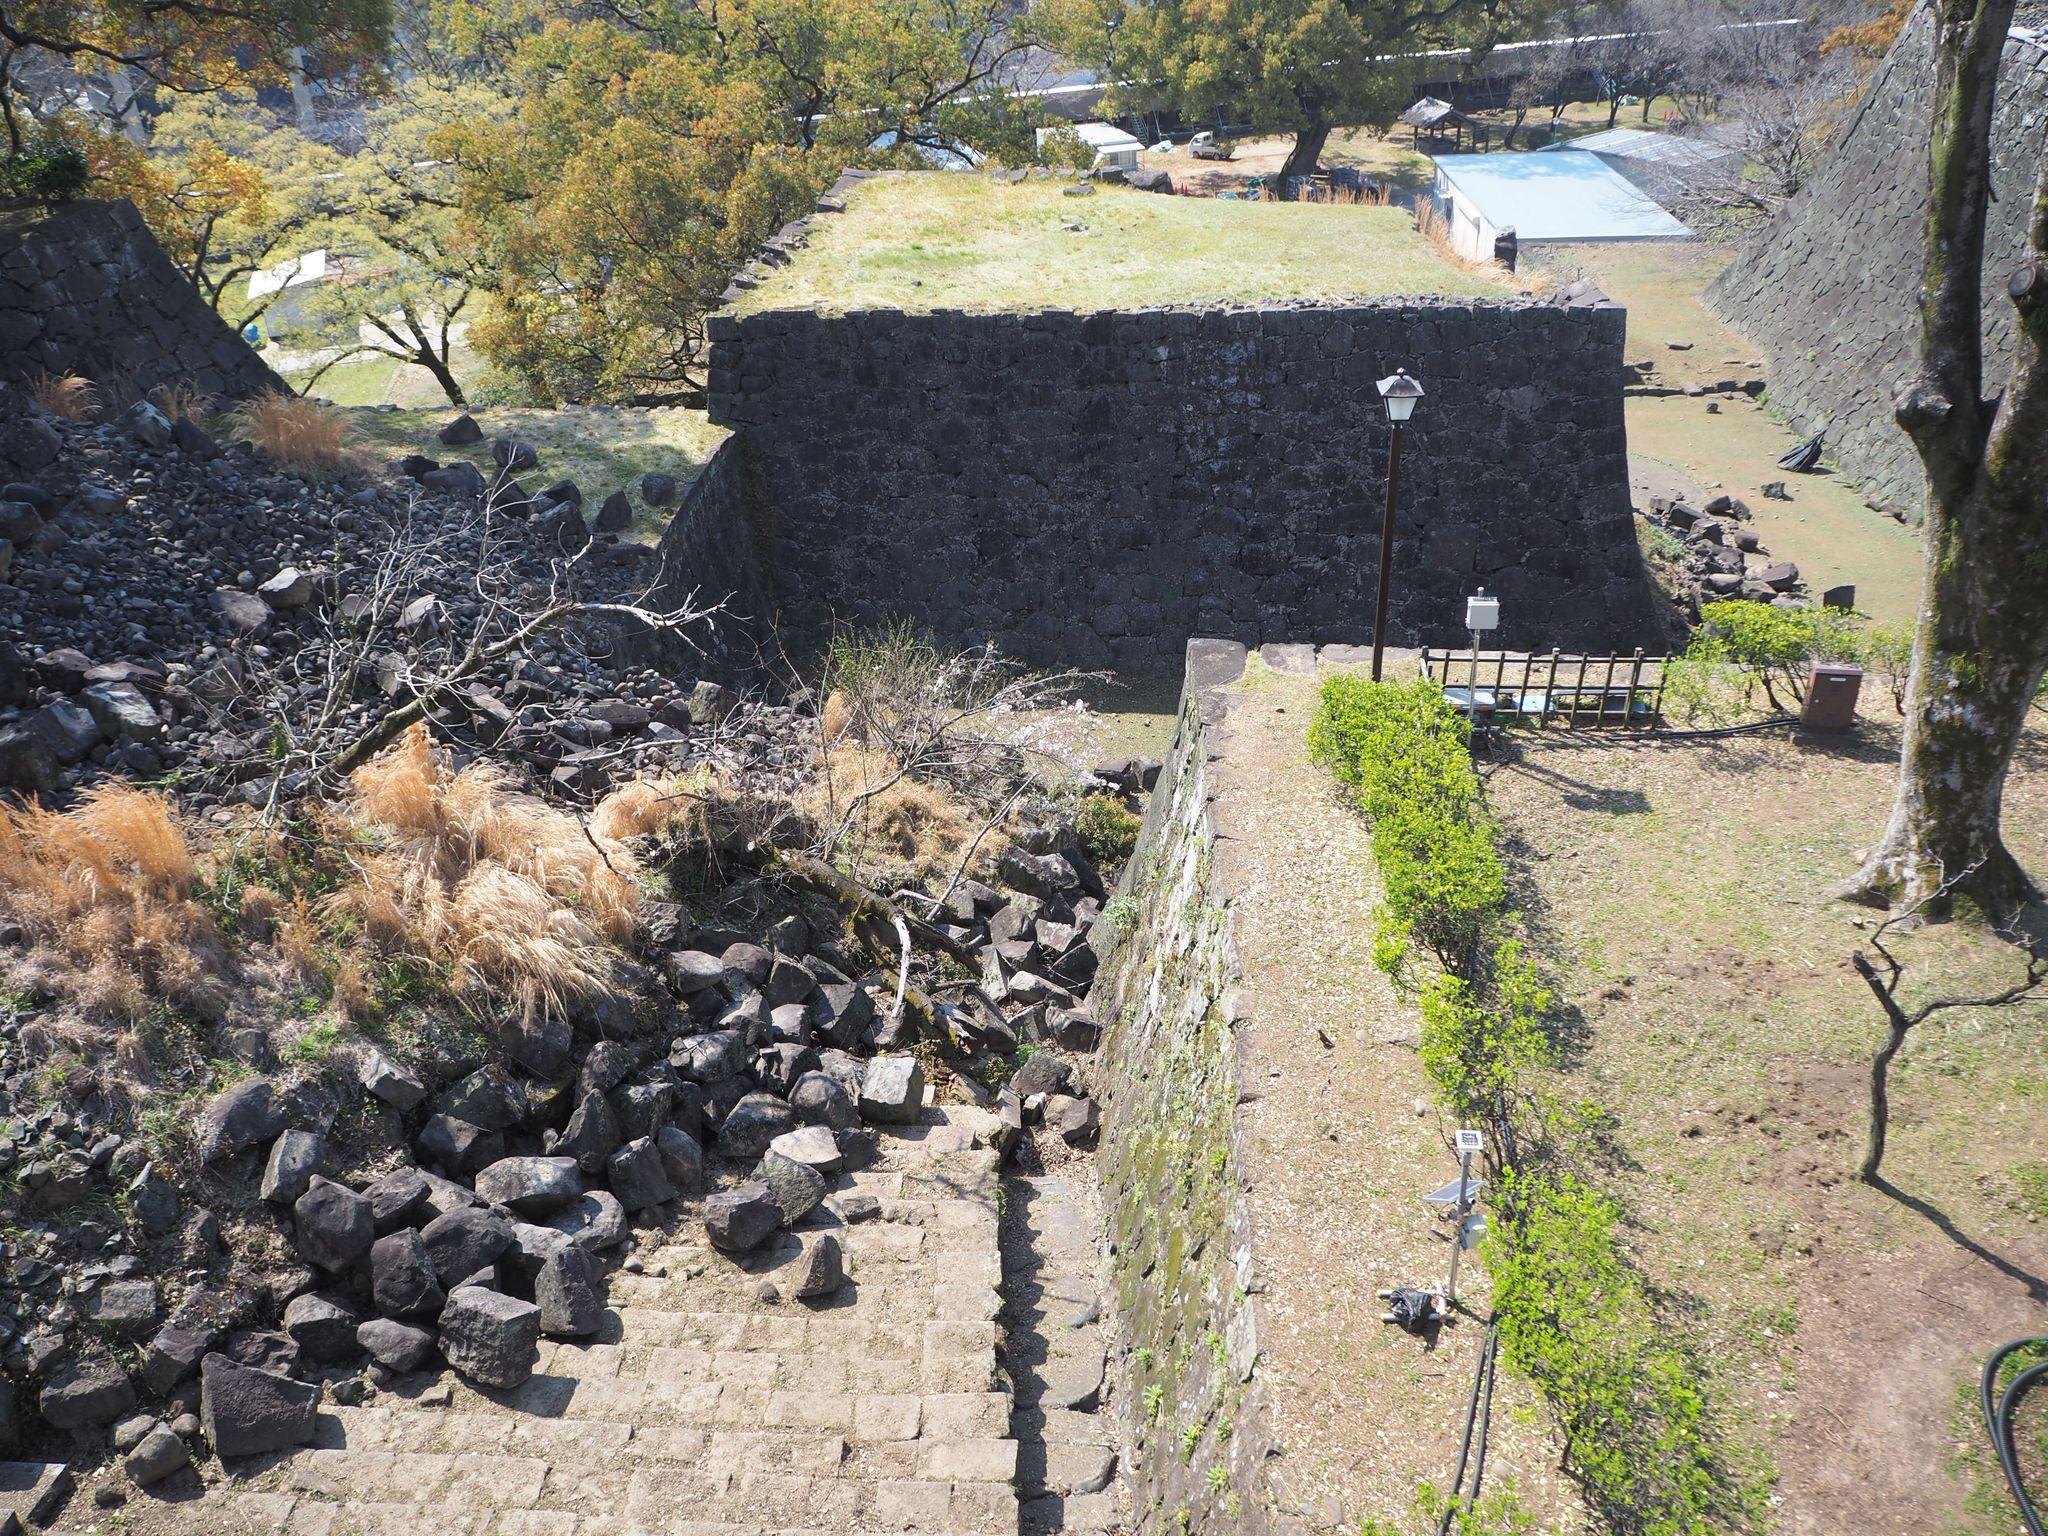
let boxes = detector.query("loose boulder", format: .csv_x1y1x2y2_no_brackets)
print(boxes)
439,1287,541,1389
789,1233,844,1301
282,1293,362,1363
294,1176,374,1272
197,1078,287,1162
717,1092,797,1160
606,1137,676,1211
419,1206,514,1286
200,1354,320,1458
371,1229,446,1319
859,1056,925,1125
357,1318,436,1373
704,1181,783,1251
535,1245,605,1338
260,1130,323,1205
474,1156,583,1218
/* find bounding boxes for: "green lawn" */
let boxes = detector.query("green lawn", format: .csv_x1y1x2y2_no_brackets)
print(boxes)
732,172,1502,316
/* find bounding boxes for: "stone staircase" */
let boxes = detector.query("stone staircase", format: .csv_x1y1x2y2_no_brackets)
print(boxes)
66,1106,1018,1536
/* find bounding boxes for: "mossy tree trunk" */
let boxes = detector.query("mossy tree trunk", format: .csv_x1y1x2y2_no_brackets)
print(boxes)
1847,0,2048,920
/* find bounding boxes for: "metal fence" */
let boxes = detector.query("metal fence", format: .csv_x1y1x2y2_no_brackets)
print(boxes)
1421,648,1671,731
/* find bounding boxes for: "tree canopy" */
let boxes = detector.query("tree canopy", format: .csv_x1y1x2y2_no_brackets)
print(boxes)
432,0,1041,404
0,0,392,149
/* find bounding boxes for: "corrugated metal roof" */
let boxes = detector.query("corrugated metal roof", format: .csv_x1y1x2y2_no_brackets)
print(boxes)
1433,150,1692,242
1539,127,1736,168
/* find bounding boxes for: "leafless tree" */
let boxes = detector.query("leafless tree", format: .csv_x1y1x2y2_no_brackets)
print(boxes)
1848,866,2048,1182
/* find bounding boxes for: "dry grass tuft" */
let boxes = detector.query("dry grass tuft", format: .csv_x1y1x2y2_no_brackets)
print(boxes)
30,369,99,421
151,378,214,424
233,389,349,473
589,779,679,843
238,884,282,941
0,785,227,1024
802,745,1004,887
335,724,642,1019
821,690,855,743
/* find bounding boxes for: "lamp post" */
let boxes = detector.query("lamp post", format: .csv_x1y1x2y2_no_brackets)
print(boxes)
1371,367,1425,682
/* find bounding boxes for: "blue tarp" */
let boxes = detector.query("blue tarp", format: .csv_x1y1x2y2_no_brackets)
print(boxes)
1432,149,1691,242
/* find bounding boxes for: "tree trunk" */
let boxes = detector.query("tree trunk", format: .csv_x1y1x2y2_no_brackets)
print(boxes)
415,347,468,407
1279,113,1332,193
1845,0,2048,920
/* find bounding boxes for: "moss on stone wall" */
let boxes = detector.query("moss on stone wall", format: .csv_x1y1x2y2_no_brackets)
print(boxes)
1094,666,1273,1533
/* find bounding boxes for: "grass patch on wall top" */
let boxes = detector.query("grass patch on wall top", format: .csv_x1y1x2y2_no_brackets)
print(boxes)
731,173,1506,316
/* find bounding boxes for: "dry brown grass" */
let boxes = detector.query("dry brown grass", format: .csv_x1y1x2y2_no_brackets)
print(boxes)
334,724,642,1019
30,369,99,421
0,785,227,1023
233,389,349,473
802,744,1007,887
821,690,854,743
151,378,214,424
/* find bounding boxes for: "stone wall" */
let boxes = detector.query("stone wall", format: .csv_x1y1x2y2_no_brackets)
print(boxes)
636,436,771,679
1090,640,1277,1533
1706,9,2047,518
0,199,286,403
706,297,1661,674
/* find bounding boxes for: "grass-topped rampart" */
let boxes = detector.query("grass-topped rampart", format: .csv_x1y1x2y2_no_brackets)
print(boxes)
728,173,1503,316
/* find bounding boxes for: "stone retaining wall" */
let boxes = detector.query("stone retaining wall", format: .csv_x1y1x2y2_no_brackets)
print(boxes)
705,295,1661,675
1706,9,2047,518
0,199,286,403
638,435,771,678
1091,639,1276,1532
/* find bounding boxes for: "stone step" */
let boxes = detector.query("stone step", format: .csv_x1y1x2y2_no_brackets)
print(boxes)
0,1460,72,1527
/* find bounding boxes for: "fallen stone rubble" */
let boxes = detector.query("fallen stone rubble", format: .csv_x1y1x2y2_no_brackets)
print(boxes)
0,753,1155,1511
1639,492,1832,612
0,387,786,808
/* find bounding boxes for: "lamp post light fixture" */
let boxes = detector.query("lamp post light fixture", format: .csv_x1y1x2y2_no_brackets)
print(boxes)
1370,367,1425,682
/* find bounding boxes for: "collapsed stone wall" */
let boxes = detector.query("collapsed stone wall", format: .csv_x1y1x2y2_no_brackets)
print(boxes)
705,296,1661,674
1091,640,1276,1533
0,199,286,404
1705,10,2048,518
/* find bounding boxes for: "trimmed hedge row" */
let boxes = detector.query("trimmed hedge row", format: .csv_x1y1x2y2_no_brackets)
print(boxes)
1310,676,1727,1536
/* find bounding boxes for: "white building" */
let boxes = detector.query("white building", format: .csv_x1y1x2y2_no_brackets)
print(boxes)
1430,149,1691,262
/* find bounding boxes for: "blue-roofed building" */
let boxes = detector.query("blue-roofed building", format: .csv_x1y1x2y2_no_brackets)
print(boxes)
1429,149,1692,262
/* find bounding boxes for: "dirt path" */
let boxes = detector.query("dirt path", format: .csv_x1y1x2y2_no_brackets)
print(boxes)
1208,654,1579,1533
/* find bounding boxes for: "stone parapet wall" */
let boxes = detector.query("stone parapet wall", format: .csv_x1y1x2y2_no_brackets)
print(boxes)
1090,639,1276,1532
0,199,286,403
1706,8,2047,518
706,297,1660,674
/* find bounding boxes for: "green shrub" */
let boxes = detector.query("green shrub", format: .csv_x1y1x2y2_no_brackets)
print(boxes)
1694,601,1864,713
1037,123,1097,171
1487,1168,1718,1536
1308,677,1505,969
1854,617,1914,713
1074,792,1140,871
1,132,91,206
1419,937,1554,1127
